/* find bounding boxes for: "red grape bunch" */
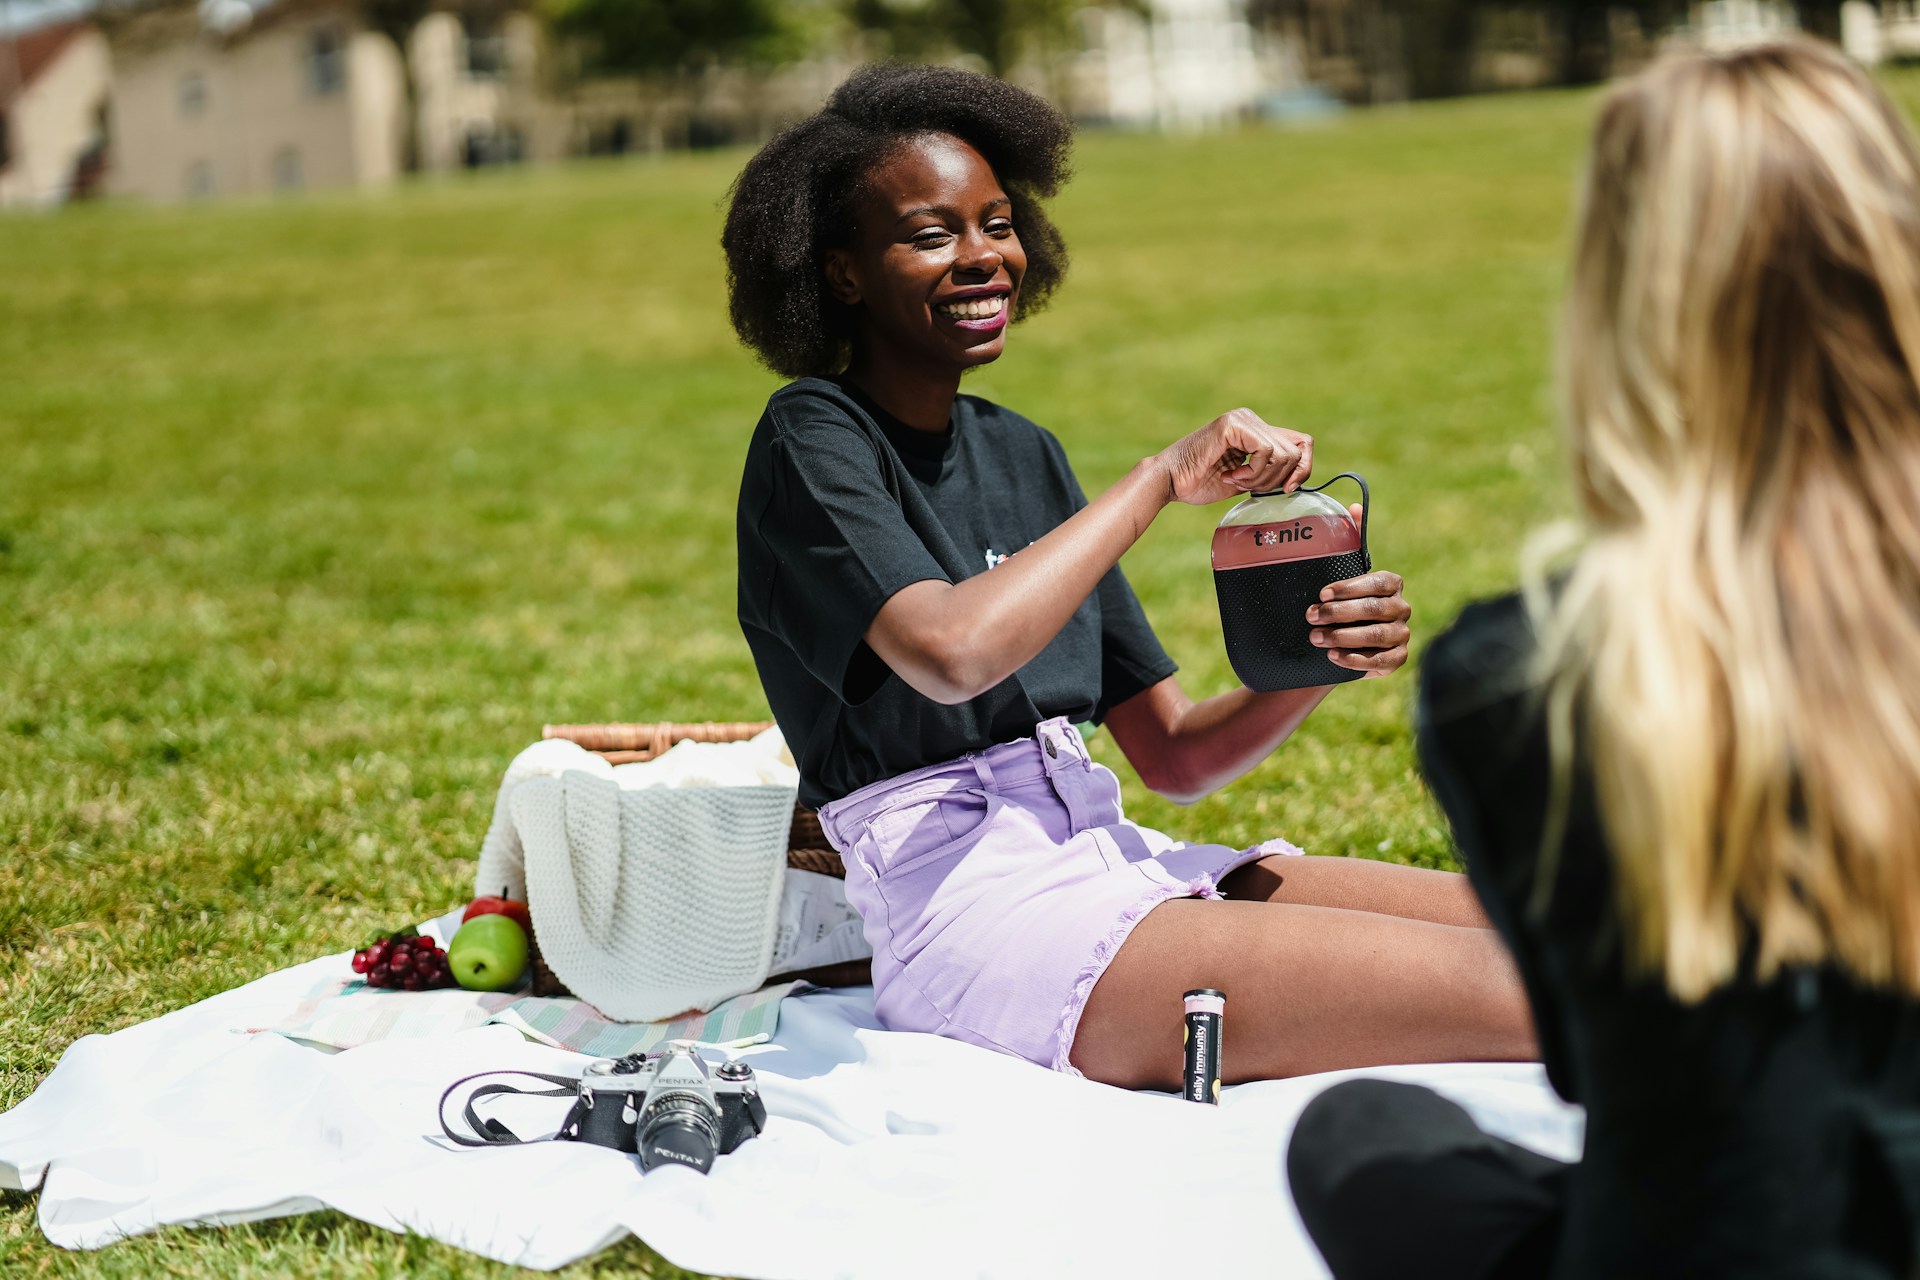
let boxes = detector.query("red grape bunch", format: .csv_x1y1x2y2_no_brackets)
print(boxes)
351,932,456,991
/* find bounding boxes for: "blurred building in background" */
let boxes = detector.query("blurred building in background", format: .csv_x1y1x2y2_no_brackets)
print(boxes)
409,8,541,169
0,18,110,205
1839,0,1920,63
97,0,852,197
105,0,563,198
1687,0,1797,47
533,55,852,157
1251,0,1405,102
106,0,407,198
1068,0,1265,129
0,0,1897,207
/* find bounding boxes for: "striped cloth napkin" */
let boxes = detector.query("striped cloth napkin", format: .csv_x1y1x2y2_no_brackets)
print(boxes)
249,974,802,1057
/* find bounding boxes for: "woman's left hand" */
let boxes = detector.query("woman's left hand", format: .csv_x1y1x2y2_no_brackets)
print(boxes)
1308,519,1410,678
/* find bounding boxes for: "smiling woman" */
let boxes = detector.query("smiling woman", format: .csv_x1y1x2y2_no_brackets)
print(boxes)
720,65,1535,1091
721,65,1069,385
820,132,1024,421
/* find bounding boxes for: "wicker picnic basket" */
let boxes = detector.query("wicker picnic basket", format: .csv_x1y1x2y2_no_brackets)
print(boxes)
527,720,865,997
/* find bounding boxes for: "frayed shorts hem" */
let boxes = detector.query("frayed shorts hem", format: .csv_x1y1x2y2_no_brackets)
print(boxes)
1048,836,1304,1076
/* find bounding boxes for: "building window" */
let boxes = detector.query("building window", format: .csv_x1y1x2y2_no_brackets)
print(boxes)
463,14,508,78
185,160,214,198
461,123,523,168
466,36,508,78
271,147,303,191
465,33,508,78
585,118,632,156
308,28,347,95
180,72,208,117
0,109,11,171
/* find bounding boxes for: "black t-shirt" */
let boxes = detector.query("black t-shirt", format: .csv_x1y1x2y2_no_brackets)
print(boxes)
1418,594,1920,1278
736,376,1177,810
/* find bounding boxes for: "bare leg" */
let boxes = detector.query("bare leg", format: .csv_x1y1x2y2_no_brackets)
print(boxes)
1219,854,1493,929
1069,897,1537,1088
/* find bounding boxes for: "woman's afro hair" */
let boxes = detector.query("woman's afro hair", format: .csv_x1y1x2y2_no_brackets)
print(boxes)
722,63,1072,378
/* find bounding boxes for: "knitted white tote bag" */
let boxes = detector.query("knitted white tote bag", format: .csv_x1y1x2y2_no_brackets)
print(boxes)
503,769,796,1023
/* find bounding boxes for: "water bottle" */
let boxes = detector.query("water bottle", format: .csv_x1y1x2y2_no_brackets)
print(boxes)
1211,473,1371,692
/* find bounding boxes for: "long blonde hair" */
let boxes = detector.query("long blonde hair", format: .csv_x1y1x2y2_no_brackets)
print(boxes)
1543,39,1920,1000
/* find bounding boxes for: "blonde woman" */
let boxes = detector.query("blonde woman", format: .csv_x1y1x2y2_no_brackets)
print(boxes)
1287,40,1920,1280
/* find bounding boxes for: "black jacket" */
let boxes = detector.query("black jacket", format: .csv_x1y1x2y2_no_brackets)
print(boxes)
1417,593,1920,1279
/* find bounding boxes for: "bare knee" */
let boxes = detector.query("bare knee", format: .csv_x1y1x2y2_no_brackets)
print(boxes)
1067,970,1183,1091
1067,1031,1170,1090
1066,902,1200,1090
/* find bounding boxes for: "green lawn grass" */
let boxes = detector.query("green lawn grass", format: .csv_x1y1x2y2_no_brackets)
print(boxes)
9,73,1914,1276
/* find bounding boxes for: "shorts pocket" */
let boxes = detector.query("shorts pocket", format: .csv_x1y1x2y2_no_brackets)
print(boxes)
860,790,999,954
866,789,999,881
862,799,951,873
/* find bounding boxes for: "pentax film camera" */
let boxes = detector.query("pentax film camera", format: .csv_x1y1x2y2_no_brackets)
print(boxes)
561,1043,766,1174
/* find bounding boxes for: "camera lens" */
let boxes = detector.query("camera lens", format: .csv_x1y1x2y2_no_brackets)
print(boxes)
636,1090,720,1174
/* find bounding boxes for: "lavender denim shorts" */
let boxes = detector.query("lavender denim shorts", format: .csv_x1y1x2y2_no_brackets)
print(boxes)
817,718,1303,1075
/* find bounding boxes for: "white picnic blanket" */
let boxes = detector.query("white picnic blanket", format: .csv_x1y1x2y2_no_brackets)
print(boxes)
0,939,1584,1277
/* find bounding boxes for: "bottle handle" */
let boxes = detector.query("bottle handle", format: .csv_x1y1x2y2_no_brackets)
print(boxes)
1255,471,1369,555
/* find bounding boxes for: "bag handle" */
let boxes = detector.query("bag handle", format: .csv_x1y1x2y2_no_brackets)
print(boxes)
1254,470,1369,556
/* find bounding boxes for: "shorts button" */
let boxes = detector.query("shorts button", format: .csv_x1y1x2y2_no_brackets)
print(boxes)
1044,736,1058,759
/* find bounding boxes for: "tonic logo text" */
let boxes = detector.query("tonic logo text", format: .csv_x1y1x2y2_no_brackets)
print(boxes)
1255,522,1314,548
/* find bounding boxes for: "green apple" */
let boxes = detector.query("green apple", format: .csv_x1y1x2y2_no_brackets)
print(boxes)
447,913,529,992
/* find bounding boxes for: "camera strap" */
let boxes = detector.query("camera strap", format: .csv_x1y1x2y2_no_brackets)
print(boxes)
437,1070,581,1147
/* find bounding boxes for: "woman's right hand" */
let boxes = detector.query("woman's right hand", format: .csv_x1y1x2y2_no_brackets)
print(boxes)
1154,408,1313,506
